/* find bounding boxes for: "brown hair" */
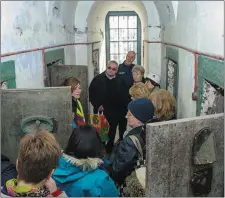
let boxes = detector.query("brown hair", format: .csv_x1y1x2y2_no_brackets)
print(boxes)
149,89,176,121
17,130,61,184
129,82,150,100
132,65,145,76
62,77,80,93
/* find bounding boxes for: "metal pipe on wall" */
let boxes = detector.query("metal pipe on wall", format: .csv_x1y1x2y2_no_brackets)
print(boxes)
144,40,224,101
42,49,46,83
1,41,101,83
1,41,101,57
143,40,224,60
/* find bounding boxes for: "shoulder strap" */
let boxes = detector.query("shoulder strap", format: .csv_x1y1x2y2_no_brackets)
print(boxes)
129,135,143,160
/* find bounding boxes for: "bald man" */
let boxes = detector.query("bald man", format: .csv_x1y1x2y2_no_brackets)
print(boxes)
118,51,136,87
116,51,136,141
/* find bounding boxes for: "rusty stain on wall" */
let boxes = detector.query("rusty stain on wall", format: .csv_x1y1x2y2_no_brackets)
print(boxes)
200,79,224,115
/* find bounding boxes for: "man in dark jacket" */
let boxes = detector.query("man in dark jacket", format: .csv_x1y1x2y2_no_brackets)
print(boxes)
89,60,125,153
108,98,155,185
118,51,136,88
117,51,136,128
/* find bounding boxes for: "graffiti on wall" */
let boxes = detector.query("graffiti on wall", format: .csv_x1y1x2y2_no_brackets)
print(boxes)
92,49,99,77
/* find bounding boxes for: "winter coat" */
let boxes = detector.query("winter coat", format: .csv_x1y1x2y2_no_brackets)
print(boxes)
1,155,17,186
52,153,119,197
1,189,67,197
117,61,135,88
88,72,122,118
72,97,85,128
1,179,68,197
116,62,135,110
108,126,145,185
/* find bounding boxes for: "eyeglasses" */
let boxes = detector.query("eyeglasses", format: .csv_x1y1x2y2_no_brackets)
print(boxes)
107,66,117,71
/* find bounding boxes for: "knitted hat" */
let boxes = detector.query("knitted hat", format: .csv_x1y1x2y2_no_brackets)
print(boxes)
128,98,155,123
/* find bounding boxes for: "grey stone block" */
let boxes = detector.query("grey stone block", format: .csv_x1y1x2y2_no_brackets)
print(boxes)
146,113,224,197
47,64,89,116
1,87,73,164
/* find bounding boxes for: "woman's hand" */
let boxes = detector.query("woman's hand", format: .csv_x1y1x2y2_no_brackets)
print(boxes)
98,105,104,111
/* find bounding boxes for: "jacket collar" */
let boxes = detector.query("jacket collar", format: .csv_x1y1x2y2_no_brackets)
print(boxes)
62,153,103,172
126,126,143,137
123,60,134,67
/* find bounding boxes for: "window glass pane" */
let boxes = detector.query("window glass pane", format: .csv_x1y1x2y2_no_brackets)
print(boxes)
110,54,119,63
119,16,127,28
119,29,128,41
109,16,118,28
128,42,137,53
107,13,140,65
119,42,128,54
119,54,126,64
128,16,137,28
110,29,118,41
128,29,137,41
133,56,137,64
110,42,118,54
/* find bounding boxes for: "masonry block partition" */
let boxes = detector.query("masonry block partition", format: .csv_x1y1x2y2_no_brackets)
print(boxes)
1,87,73,164
47,64,89,117
146,113,224,197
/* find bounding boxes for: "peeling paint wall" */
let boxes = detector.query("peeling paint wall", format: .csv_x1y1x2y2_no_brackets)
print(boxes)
177,50,197,118
86,1,149,73
1,1,77,88
74,1,161,76
1,1,224,119
200,80,224,116
161,1,224,118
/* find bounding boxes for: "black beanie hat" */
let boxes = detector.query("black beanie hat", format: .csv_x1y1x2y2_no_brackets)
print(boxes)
128,98,155,123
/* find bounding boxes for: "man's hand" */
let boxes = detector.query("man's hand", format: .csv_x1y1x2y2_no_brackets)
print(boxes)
98,105,104,111
45,177,57,194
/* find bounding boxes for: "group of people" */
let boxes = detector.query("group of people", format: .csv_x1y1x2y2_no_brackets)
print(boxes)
1,51,177,197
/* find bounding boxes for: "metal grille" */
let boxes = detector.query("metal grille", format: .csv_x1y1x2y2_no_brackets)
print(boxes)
106,11,141,65
166,59,178,99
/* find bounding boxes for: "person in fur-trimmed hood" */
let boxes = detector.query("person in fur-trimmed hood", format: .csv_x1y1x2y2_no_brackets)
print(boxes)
52,124,119,197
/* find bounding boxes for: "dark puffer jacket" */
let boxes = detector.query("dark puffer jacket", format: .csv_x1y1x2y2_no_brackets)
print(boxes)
107,126,145,185
1,155,17,186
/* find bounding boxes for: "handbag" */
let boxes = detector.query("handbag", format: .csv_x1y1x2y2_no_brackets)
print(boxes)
120,135,146,197
89,112,109,142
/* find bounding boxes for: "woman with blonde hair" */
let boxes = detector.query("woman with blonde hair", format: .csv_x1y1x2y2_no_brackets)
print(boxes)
149,89,176,122
129,82,150,100
132,65,145,84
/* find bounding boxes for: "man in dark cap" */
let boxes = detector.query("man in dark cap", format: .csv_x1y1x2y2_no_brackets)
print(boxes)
107,98,155,185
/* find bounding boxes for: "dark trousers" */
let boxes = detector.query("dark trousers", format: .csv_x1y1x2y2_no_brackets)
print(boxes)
105,116,127,154
93,107,127,154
